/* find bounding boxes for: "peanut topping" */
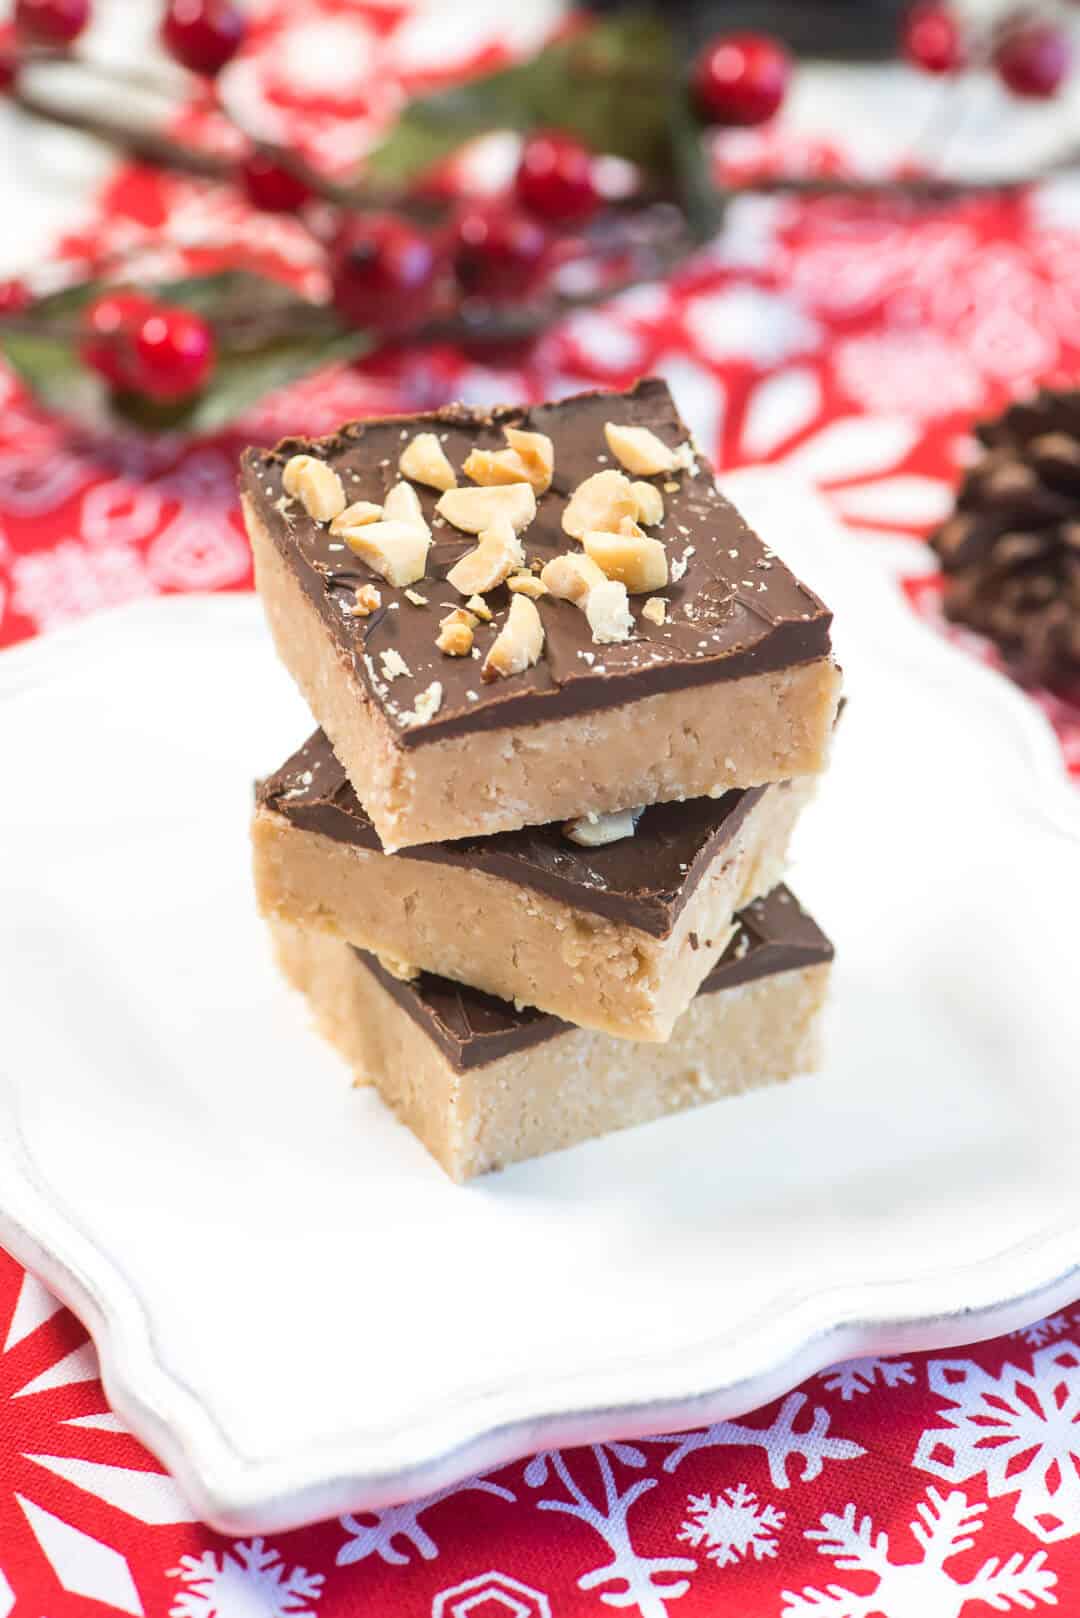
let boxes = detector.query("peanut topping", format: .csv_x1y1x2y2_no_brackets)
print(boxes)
603,422,679,477
436,609,475,656
564,806,643,847
540,552,607,604
330,499,383,535
466,593,493,621
349,584,382,617
436,481,536,535
383,479,429,535
399,432,457,491
507,571,547,599
583,528,668,593
504,427,554,493
585,578,634,644
482,593,545,682
402,681,443,727
641,595,668,626
463,428,554,495
282,454,347,522
445,518,524,595
631,480,664,526
340,519,431,588
379,647,411,681
561,468,636,539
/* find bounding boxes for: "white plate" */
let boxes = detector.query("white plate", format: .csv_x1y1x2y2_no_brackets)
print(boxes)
1,473,1079,1537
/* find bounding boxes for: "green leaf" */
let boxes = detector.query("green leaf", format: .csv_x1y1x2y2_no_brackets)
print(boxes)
367,13,682,186
0,271,369,433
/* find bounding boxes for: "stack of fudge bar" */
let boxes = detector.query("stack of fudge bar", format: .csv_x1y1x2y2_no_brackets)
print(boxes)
242,378,841,1182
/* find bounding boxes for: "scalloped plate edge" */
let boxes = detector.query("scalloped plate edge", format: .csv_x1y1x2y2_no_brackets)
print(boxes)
1,474,1079,1533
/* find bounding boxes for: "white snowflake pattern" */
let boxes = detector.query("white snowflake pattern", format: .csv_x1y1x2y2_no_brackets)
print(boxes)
10,540,152,631
914,1340,1080,1543
650,1391,866,1489
1010,1315,1071,1349
169,1538,324,1618
678,1482,785,1568
781,1484,1057,1618
819,1356,917,1402
336,1474,516,1567
524,1444,695,1618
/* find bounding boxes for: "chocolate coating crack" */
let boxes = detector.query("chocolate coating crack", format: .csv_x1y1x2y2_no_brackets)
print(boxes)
357,885,833,1071
239,378,832,747
257,728,770,938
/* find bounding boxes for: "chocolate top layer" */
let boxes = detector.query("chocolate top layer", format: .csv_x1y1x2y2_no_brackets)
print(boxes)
239,378,832,749
357,885,832,1070
257,728,770,938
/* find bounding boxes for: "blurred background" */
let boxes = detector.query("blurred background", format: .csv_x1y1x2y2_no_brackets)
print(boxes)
0,0,1078,755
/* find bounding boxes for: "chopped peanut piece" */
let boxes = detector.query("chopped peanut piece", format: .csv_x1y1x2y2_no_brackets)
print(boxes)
403,588,428,606
399,432,457,491
631,480,664,526
349,584,382,617
379,648,411,682
507,571,547,599
540,552,608,604
330,499,383,535
463,447,532,487
641,595,668,626
383,479,429,534
503,427,554,493
402,681,443,727
446,518,524,595
463,428,554,495
436,481,536,535
340,519,431,588
564,806,642,847
583,529,668,593
562,468,636,539
603,422,679,477
466,593,493,621
585,578,634,644
436,618,474,656
282,454,347,522
482,593,545,682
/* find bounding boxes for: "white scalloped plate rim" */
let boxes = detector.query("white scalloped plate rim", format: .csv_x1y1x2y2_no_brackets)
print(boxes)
0,470,1078,1535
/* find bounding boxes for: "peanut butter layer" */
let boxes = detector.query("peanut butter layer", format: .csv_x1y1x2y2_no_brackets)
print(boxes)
269,886,832,1180
254,736,812,1039
257,728,769,937
239,377,832,750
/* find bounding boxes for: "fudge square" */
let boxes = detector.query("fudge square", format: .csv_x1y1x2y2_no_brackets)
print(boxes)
241,378,841,851
254,729,814,1041
270,885,833,1181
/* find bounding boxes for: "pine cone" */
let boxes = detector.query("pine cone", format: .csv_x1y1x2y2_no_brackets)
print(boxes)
930,388,1080,685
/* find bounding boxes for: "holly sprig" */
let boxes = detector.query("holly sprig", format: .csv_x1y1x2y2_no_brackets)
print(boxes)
0,0,1074,432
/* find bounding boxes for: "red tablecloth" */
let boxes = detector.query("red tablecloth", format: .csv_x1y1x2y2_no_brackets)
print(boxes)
2,6,1080,1614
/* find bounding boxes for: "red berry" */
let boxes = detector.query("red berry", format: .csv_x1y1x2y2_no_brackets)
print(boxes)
450,204,549,302
0,23,20,89
902,4,966,74
240,152,311,213
330,214,440,334
161,0,245,76
994,21,1070,98
0,277,29,316
514,131,598,224
80,291,156,388
131,305,215,400
692,32,791,127
14,0,90,46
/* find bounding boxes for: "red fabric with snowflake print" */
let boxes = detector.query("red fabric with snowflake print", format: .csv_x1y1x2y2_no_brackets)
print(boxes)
2,5,1080,1615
